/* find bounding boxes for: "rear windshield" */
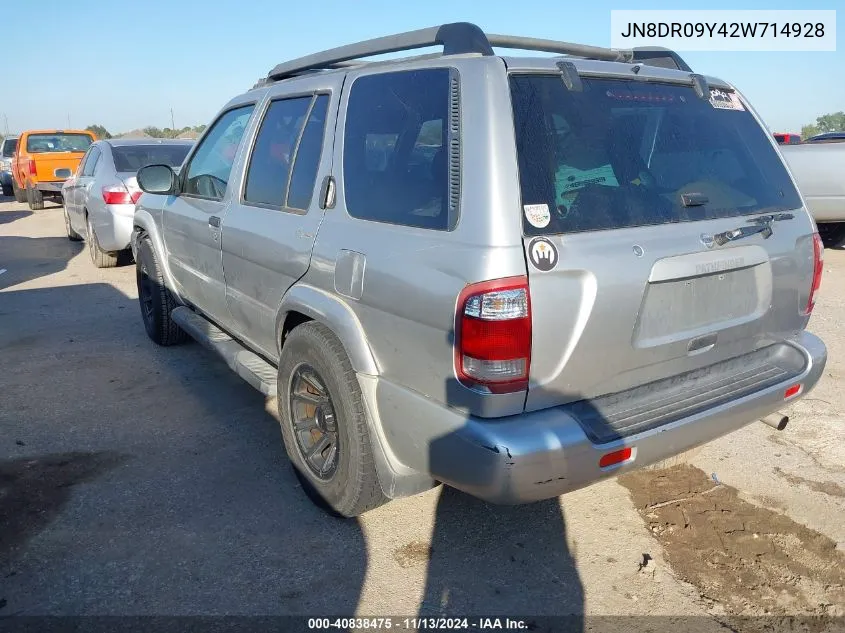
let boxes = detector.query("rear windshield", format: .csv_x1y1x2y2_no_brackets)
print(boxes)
1,138,17,157
112,144,192,172
510,76,802,235
26,133,93,154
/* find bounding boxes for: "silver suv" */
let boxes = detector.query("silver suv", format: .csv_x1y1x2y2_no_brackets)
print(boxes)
132,23,827,517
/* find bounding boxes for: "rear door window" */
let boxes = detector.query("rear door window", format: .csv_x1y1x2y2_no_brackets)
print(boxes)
244,94,329,211
509,76,802,235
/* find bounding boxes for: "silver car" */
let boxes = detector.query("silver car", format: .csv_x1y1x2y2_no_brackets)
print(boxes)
62,139,193,267
0,136,17,197
132,23,827,517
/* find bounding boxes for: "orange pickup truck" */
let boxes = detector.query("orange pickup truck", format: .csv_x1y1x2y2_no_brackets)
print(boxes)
11,129,95,209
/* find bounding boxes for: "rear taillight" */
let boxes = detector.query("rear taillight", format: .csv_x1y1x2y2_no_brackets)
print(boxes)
455,276,531,394
102,184,142,205
27,159,37,176
802,232,823,316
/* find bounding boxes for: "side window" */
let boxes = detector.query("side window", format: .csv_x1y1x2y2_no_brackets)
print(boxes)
287,95,329,210
244,97,312,207
82,148,101,176
77,149,92,176
343,69,452,230
184,105,255,199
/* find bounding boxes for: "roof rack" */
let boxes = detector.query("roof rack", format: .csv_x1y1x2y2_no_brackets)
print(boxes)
265,22,691,82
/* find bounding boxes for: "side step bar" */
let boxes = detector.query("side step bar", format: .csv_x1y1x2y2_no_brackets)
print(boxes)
170,307,277,396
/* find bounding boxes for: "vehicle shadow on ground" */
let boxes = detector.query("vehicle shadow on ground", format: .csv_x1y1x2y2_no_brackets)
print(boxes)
0,199,32,225
0,281,367,615
0,235,83,290
411,374,631,627
1,277,608,622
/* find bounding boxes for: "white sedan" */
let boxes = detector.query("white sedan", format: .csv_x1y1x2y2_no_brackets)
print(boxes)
62,139,193,267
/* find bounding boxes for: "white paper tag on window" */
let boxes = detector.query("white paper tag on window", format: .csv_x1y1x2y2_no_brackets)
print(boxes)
524,203,551,228
709,89,745,111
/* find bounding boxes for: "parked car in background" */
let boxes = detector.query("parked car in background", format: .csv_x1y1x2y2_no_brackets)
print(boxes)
62,139,193,267
804,131,845,143
132,23,825,517
10,129,95,209
780,141,845,246
773,132,801,145
0,136,18,196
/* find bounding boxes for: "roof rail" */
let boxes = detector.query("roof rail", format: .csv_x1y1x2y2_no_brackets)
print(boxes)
268,23,493,81
265,22,691,82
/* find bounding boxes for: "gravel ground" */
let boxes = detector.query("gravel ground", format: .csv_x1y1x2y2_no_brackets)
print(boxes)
0,196,842,628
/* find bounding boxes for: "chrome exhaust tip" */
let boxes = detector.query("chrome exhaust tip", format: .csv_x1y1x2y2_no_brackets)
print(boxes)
760,412,789,431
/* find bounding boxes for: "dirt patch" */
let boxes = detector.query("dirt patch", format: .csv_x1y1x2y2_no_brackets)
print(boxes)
773,466,845,499
619,465,845,629
393,541,432,568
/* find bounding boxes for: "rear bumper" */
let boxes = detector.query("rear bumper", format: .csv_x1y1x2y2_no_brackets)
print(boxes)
372,331,826,504
91,204,134,252
36,181,65,194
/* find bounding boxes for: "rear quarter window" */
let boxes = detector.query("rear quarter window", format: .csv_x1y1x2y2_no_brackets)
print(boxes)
342,68,454,231
509,76,802,235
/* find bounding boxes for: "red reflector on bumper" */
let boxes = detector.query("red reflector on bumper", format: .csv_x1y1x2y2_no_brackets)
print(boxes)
784,384,802,399
599,447,633,468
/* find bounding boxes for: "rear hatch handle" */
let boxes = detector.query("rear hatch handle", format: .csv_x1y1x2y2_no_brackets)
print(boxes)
713,212,795,246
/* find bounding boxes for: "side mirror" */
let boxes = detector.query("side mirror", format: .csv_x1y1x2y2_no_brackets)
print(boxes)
137,164,177,195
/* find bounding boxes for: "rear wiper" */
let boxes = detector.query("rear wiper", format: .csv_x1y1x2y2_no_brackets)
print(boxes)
681,192,708,207
713,212,794,246
713,224,771,245
747,212,794,224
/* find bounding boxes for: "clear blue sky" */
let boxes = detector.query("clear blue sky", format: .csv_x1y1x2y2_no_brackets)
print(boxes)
2,0,841,135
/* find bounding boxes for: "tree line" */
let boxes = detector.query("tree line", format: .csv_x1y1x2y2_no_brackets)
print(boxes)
800,112,845,140
84,123,207,140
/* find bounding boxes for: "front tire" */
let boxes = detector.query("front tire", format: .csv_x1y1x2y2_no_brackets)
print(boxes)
26,184,44,210
818,222,845,249
135,235,188,346
278,322,387,517
87,217,118,268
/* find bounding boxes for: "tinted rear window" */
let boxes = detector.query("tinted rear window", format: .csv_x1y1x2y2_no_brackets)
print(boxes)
1,138,17,157
26,133,93,153
510,76,802,235
112,144,192,172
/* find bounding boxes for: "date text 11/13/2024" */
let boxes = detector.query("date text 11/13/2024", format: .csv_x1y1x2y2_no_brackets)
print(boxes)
307,617,531,630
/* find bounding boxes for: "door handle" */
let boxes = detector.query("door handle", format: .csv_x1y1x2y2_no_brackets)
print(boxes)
208,216,221,228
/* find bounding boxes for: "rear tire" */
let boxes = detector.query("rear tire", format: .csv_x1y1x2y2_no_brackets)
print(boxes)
136,235,188,346
63,202,82,241
1,183,11,197
12,179,26,203
277,322,387,517
26,184,44,210
818,222,845,249
86,217,118,268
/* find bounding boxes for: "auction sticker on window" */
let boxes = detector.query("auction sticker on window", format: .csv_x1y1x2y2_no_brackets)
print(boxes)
524,203,551,228
528,237,559,272
709,88,745,111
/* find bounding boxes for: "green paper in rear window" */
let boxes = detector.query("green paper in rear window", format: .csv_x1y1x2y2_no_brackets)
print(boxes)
509,75,802,235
